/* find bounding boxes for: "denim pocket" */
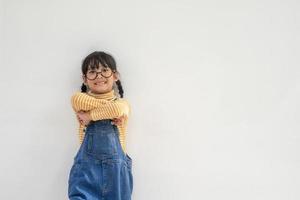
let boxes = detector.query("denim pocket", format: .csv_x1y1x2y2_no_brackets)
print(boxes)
85,132,118,157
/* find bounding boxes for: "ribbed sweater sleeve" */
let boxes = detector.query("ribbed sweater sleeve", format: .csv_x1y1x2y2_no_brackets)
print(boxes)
71,92,130,116
70,92,131,152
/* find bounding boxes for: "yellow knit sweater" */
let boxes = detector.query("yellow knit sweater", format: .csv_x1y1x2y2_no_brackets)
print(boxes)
70,89,131,153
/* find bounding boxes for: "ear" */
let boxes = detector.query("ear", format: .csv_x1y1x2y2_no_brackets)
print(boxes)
113,71,120,82
82,75,87,84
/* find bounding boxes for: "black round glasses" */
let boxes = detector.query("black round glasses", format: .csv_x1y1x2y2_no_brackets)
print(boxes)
85,68,116,80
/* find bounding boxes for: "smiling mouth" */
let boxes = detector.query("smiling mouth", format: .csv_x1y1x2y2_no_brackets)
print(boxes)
94,81,107,86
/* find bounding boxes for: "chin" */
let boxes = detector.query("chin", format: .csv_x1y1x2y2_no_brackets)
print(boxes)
93,87,109,93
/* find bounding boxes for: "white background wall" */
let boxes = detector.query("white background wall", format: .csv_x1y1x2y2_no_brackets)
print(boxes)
1,0,299,199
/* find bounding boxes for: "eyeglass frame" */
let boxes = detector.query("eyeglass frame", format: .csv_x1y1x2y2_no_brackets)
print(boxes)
84,68,117,80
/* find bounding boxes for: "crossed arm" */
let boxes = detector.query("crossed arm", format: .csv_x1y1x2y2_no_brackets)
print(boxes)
70,92,131,121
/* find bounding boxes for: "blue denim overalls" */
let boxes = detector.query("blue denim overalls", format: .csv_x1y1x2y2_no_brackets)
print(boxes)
68,119,133,200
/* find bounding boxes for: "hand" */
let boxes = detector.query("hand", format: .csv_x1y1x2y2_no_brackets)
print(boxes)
111,115,126,126
76,110,92,126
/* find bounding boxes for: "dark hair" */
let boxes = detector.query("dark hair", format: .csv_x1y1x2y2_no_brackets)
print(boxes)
80,51,124,98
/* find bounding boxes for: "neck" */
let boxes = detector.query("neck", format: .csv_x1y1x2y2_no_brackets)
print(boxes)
87,89,117,101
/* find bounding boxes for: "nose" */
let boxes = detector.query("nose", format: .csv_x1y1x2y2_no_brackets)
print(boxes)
96,72,105,79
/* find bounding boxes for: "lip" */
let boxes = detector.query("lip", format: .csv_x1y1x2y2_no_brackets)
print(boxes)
94,81,107,85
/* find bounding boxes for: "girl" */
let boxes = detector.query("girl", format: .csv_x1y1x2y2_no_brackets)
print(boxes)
68,51,133,200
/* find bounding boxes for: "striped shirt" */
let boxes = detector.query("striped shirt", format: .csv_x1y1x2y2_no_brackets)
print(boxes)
70,89,131,154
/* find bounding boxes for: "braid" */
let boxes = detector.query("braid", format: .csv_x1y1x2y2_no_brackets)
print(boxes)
116,80,124,98
81,83,87,93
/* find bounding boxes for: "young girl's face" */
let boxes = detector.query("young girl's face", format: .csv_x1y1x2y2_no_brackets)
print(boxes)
82,64,119,94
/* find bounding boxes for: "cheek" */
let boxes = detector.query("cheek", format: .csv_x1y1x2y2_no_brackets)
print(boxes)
106,79,114,86
87,81,94,88
86,79,93,83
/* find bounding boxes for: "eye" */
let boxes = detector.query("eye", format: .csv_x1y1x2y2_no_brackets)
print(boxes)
88,70,96,74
